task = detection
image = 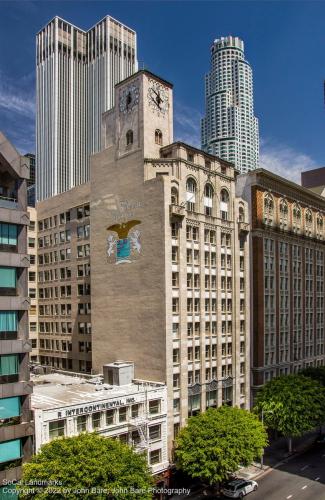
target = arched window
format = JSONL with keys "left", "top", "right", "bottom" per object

{"left": 220, "top": 189, "right": 229, "bottom": 220}
{"left": 204, "top": 183, "right": 214, "bottom": 216}
{"left": 155, "top": 129, "right": 163, "bottom": 146}
{"left": 263, "top": 193, "right": 274, "bottom": 225}
{"left": 305, "top": 209, "right": 313, "bottom": 236}
{"left": 317, "top": 213, "right": 323, "bottom": 240}
{"left": 186, "top": 178, "right": 197, "bottom": 212}
{"left": 171, "top": 187, "right": 178, "bottom": 205}
{"left": 292, "top": 203, "right": 301, "bottom": 234}
{"left": 238, "top": 206, "right": 245, "bottom": 222}
{"left": 126, "top": 130, "right": 133, "bottom": 146}
{"left": 279, "top": 198, "right": 288, "bottom": 229}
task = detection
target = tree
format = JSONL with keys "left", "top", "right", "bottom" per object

{"left": 174, "top": 406, "right": 267, "bottom": 487}
{"left": 299, "top": 366, "right": 325, "bottom": 387}
{"left": 17, "top": 433, "right": 153, "bottom": 500}
{"left": 254, "top": 375, "right": 325, "bottom": 453}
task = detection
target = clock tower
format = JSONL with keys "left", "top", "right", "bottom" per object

{"left": 102, "top": 70, "right": 174, "bottom": 160}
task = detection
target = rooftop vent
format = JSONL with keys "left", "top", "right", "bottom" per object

{"left": 103, "top": 361, "right": 134, "bottom": 386}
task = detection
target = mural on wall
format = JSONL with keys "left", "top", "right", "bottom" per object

{"left": 107, "top": 220, "right": 141, "bottom": 264}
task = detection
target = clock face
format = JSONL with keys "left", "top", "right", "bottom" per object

{"left": 119, "top": 83, "right": 139, "bottom": 114}
{"left": 147, "top": 80, "right": 169, "bottom": 116}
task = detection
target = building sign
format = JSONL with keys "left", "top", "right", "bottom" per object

{"left": 57, "top": 397, "right": 136, "bottom": 419}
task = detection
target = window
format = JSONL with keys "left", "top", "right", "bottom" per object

{"left": 106, "top": 410, "right": 114, "bottom": 425}
{"left": 126, "top": 129, "right": 133, "bottom": 146}
{"left": 49, "top": 419, "right": 65, "bottom": 439}
{"left": 118, "top": 433, "right": 128, "bottom": 444}
{"left": 0, "top": 311, "right": 17, "bottom": 334}
{"left": 118, "top": 407, "right": 127, "bottom": 422}
{"left": 204, "top": 183, "right": 213, "bottom": 216}
{"left": 0, "top": 397, "right": 21, "bottom": 430}
{"left": 149, "top": 400, "right": 160, "bottom": 415}
{"left": 149, "top": 424, "right": 161, "bottom": 441}
{"left": 131, "top": 404, "right": 139, "bottom": 418}
{"left": 0, "top": 267, "right": 16, "bottom": 291}
{"left": 0, "top": 355, "right": 19, "bottom": 376}
{"left": 0, "top": 223, "right": 17, "bottom": 247}
{"left": 0, "top": 439, "right": 21, "bottom": 464}
{"left": 186, "top": 178, "right": 197, "bottom": 212}
{"left": 149, "top": 449, "right": 161, "bottom": 465}
{"left": 173, "top": 348, "right": 180, "bottom": 363}
{"left": 293, "top": 203, "right": 301, "bottom": 232}
{"left": 92, "top": 412, "right": 101, "bottom": 429}
{"left": 171, "top": 187, "right": 178, "bottom": 205}
{"left": 173, "top": 374, "right": 180, "bottom": 388}
{"left": 77, "top": 415, "right": 87, "bottom": 432}
{"left": 155, "top": 129, "right": 163, "bottom": 145}
{"left": 173, "top": 398, "right": 180, "bottom": 414}
{"left": 220, "top": 189, "right": 229, "bottom": 220}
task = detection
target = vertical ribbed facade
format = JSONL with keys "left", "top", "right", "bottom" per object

{"left": 36, "top": 16, "right": 137, "bottom": 201}
{"left": 201, "top": 36, "right": 259, "bottom": 173}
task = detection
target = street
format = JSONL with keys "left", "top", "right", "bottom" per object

{"left": 249, "top": 444, "right": 325, "bottom": 500}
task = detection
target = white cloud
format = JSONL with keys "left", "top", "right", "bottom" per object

{"left": 174, "top": 101, "right": 201, "bottom": 148}
{"left": 260, "top": 139, "right": 318, "bottom": 185}
{"left": 0, "top": 71, "right": 35, "bottom": 118}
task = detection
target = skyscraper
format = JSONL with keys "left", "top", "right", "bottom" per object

{"left": 201, "top": 36, "right": 259, "bottom": 173}
{"left": 36, "top": 15, "right": 138, "bottom": 201}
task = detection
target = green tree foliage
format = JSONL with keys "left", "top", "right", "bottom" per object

{"left": 300, "top": 366, "right": 325, "bottom": 387}
{"left": 254, "top": 375, "right": 325, "bottom": 451}
{"left": 17, "top": 433, "right": 153, "bottom": 500}
{"left": 174, "top": 406, "right": 267, "bottom": 486}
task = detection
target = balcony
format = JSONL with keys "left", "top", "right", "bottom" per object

{"left": 170, "top": 204, "right": 185, "bottom": 220}
{"left": 238, "top": 220, "right": 249, "bottom": 234}
{"left": 0, "top": 195, "right": 18, "bottom": 210}
{"left": 0, "top": 421, "right": 34, "bottom": 442}
{"left": 0, "top": 462, "right": 22, "bottom": 484}
{"left": 0, "top": 374, "right": 19, "bottom": 384}
{"left": 0, "top": 243, "right": 17, "bottom": 253}
{"left": 0, "top": 339, "right": 32, "bottom": 355}
{"left": 0, "top": 331, "right": 17, "bottom": 341}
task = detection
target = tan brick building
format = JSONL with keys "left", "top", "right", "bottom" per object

{"left": 36, "top": 183, "right": 91, "bottom": 373}
{"left": 237, "top": 169, "right": 325, "bottom": 398}
{"left": 90, "top": 70, "right": 251, "bottom": 451}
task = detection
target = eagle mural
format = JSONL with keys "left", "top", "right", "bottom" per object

{"left": 106, "top": 220, "right": 141, "bottom": 264}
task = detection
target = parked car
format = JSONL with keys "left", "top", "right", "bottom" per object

{"left": 222, "top": 479, "right": 258, "bottom": 498}
{"left": 315, "top": 434, "right": 325, "bottom": 445}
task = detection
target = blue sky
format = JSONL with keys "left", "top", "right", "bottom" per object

{"left": 0, "top": 0, "right": 325, "bottom": 182}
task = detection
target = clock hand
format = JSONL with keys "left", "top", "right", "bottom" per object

{"left": 151, "top": 88, "right": 163, "bottom": 108}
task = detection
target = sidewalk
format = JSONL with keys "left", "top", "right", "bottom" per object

{"left": 238, "top": 429, "right": 319, "bottom": 480}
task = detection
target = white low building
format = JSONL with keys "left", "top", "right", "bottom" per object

{"left": 31, "top": 362, "right": 169, "bottom": 475}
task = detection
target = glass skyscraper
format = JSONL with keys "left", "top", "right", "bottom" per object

{"left": 201, "top": 36, "right": 259, "bottom": 173}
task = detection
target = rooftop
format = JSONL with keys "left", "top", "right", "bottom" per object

{"left": 31, "top": 373, "right": 164, "bottom": 411}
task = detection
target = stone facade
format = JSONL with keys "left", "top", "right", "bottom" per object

{"left": 36, "top": 183, "right": 91, "bottom": 373}
{"left": 237, "top": 169, "right": 325, "bottom": 397}
{"left": 90, "top": 70, "right": 251, "bottom": 454}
